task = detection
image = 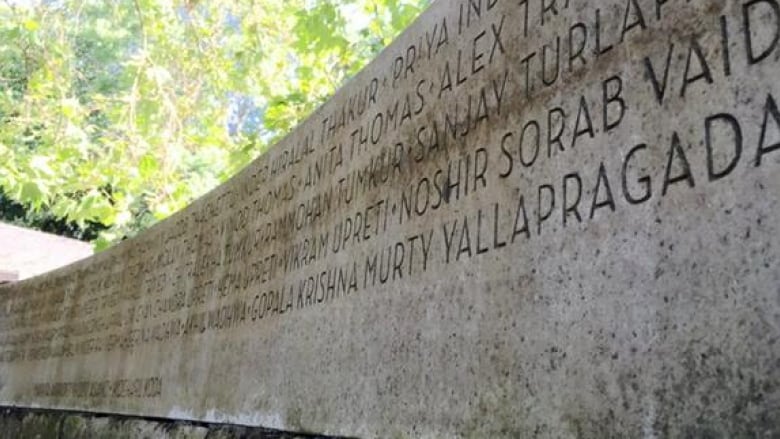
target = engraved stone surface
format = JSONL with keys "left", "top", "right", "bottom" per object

{"left": 0, "top": 0, "right": 779, "bottom": 437}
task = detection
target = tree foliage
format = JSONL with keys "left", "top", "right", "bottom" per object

{"left": 0, "top": 0, "right": 428, "bottom": 249}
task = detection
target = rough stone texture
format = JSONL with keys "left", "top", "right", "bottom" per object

{"left": 0, "top": 406, "right": 341, "bottom": 438}
{"left": 0, "top": 0, "right": 779, "bottom": 438}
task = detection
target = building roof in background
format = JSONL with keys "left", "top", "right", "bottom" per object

{"left": 0, "top": 223, "right": 93, "bottom": 281}
{"left": 0, "top": 270, "right": 17, "bottom": 284}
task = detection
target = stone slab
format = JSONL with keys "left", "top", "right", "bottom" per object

{"left": 0, "top": 0, "right": 779, "bottom": 437}
{"left": 0, "top": 222, "right": 92, "bottom": 280}
{"left": 0, "top": 270, "right": 18, "bottom": 284}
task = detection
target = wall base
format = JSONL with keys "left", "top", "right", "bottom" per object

{"left": 0, "top": 406, "right": 348, "bottom": 439}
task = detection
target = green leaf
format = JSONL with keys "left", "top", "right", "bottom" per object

{"left": 19, "top": 181, "right": 46, "bottom": 206}
{"left": 139, "top": 154, "right": 159, "bottom": 179}
{"left": 0, "top": 0, "right": 428, "bottom": 248}
{"left": 22, "top": 19, "right": 39, "bottom": 32}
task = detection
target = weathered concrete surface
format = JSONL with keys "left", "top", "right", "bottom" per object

{"left": 0, "top": 0, "right": 779, "bottom": 438}
{"left": 0, "top": 406, "right": 345, "bottom": 438}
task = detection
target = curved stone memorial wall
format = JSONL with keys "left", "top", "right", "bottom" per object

{"left": 1, "top": 0, "right": 779, "bottom": 437}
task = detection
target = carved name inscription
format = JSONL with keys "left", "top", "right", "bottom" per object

{"left": 0, "top": 1, "right": 778, "bottom": 437}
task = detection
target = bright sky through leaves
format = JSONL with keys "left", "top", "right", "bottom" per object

{"left": 0, "top": 0, "right": 429, "bottom": 249}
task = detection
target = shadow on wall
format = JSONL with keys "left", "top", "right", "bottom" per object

{"left": 0, "top": 406, "right": 354, "bottom": 439}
